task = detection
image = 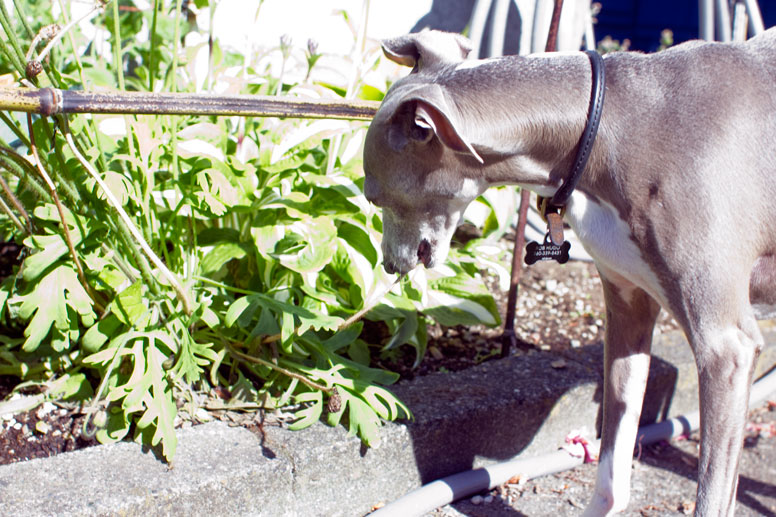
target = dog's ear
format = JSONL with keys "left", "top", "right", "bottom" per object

{"left": 386, "top": 84, "right": 483, "bottom": 164}
{"left": 382, "top": 30, "right": 472, "bottom": 72}
{"left": 413, "top": 99, "right": 483, "bottom": 163}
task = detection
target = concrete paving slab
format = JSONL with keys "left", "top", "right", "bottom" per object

{"left": 1, "top": 326, "right": 774, "bottom": 517}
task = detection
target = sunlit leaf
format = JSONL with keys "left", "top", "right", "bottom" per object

{"left": 111, "top": 281, "right": 150, "bottom": 328}
{"left": 12, "top": 265, "right": 94, "bottom": 352}
{"left": 22, "top": 228, "right": 86, "bottom": 283}
{"left": 200, "top": 242, "right": 248, "bottom": 274}
{"left": 288, "top": 390, "right": 323, "bottom": 430}
{"left": 135, "top": 338, "right": 178, "bottom": 460}
{"left": 276, "top": 217, "right": 338, "bottom": 275}
{"left": 424, "top": 274, "right": 501, "bottom": 327}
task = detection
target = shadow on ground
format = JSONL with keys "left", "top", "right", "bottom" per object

{"left": 393, "top": 342, "right": 678, "bottom": 486}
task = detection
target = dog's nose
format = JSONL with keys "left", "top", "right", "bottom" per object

{"left": 384, "top": 260, "right": 398, "bottom": 275}
{"left": 417, "top": 239, "right": 433, "bottom": 268}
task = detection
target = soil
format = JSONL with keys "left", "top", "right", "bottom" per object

{"left": 0, "top": 391, "right": 98, "bottom": 464}
{"left": 1, "top": 236, "right": 678, "bottom": 466}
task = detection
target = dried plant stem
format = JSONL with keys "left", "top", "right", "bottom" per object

{"left": 0, "top": 147, "right": 51, "bottom": 202}
{"left": 0, "top": 189, "right": 26, "bottom": 234}
{"left": 61, "top": 120, "right": 193, "bottom": 315}
{"left": 0, "top": 171, "right": 30, "bottom": 232}
{"left": 31, "top": 4, "right": 103, "bottom": 65}
{"left": 27, "top": 113, "right": 102, "bottom": 310}
{"left": 111, "top": 213, "right": 160, "bottom": 296}
{"left": 25, "top": 24, "right": 59, "bottom": 62}
{"left": 227, "top": 344, "right": 332, "bottom": 393}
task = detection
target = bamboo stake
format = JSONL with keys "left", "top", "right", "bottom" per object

{"left": 0, "top": 87, "right": 380, "bottom": 120}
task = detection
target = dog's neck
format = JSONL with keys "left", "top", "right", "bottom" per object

{"left": 443, "top": 53, "right": 613, "bottom": 203}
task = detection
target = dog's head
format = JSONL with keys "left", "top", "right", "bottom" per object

{"left": 363, "top": 31, "right": 486, "bottom": 275}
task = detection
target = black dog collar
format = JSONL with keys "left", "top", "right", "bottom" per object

{"left": 548, "top": 50, "right": 606, "bottom": 208}
{"left": 527, "top": 50, "right": 605, "bottom": 263}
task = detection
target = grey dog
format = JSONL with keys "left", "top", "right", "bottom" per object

{"left": 363, "top": 28, "right": 776, "bottom": 516}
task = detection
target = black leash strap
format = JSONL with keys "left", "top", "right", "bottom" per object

{"left": 549, "top": 50, "right": 606, "bottom": 208}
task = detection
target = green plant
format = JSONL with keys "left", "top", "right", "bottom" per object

{"left": 0, "top": 0, "right": 504, "bottom": 460}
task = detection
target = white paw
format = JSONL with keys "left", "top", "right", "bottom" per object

{"left": 582, "top": 493, "right": 626, "bottom": 517}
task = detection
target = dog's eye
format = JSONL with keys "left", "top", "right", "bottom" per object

{"left": 410, "top": 123, "right": 432, "bottom": 142}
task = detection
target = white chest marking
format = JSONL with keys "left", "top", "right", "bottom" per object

{"left": 565, "top": 192, "right": 668, "bottom": 307}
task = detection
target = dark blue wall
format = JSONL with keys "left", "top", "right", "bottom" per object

{"left": 596, "top": 0, "right": 776, "bottom": 52}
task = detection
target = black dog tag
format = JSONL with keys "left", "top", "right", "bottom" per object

{"left": 525, "top": 233, "right": 571, "bottom": 265}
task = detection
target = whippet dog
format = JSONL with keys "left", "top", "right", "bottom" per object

{"left": 363, "top": 29, "right": 776, "bottom": 516}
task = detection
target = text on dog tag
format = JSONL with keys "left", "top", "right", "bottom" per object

{"left": 525, "top": 233, "right": 571, "bottom": 265}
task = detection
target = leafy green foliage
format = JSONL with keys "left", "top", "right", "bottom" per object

{"left": 0, "top": 0, "right": 508, "bottom": 460}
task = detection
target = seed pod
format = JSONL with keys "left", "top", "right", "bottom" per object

{"left": 26, "top": 60, "right": 43, "bottom": 79}
{"left": 326, "top": 386, "right": 342, "bottom": 413}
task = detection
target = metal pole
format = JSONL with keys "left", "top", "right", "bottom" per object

{"left": 744, "top": 0, "right": 765, "bottom": 35}
{"left": 488, "top": 0, "right": 512, "bottom": 57}
{"left": 469, "top": 0, "right": 494, "bottom": 58}
{"left": 715, "top": 0, "right": 733, "bottom": 42}
{"left": 732, "top": 1, "right": 748, "bottom": 41}
{"left": 699, "top": 0, "right": 714, "bottom": 40}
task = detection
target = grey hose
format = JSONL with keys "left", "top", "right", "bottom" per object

{"left": 371, "top": 366, "right": 776, "bottom": 516}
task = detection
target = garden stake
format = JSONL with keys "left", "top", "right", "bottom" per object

{"left": 0, "top": 87, "right": 380, "bottom": 120}
{"left": 500, "top": 0, "right": 565, "bottom": 358}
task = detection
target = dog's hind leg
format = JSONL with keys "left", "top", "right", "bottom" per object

{"left": 687, "top": 304, "right": 763, "bottom": 516}
{"left": 584, "top": 273, "right": 661, "bottom": 516}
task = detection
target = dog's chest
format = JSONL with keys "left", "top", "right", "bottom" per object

{"left": 564, "top": 192, "right": 667, "bottom": 305}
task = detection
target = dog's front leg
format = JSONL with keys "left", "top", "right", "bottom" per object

{"left": 584, "top": 273, "right": 660, "bottom": 516}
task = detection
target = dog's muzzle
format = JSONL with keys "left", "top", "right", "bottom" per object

{"left": 383, "top": 238, "right": 434, "bottom": 274}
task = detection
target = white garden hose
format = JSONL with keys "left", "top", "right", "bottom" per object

{"left": 371, "top": 367, "right": 776, "bottom": 516}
